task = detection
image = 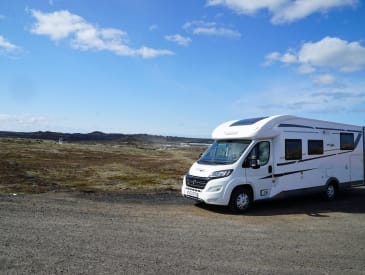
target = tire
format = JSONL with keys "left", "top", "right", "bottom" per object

{"left": 324, "top": 183, "right": 337, "bottom": 201}
{"left": 229, "top": 187, "right": 252, "bottom": 213}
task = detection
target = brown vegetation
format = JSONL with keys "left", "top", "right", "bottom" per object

{"left": 0, "top": 138, "right": 206, "bottom": 194}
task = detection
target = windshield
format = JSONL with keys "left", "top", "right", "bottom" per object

{"left": 198, "top": 139, "right": 251, "bottom": 165}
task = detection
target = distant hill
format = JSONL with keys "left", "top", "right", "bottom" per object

{"left": 0, "top": 131, "right": 212, "bottom": 144}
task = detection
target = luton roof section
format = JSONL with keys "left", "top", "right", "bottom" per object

{"left": 212, "top": 115, "right": 296, "bottom": 140}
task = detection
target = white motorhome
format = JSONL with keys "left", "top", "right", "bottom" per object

{"left": 182, "top": 115, "right": 365, "bottom": 212}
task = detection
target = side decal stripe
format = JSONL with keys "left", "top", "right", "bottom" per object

{"left": 260, "top": 168, "right": 316, "bottom": 179}
{"left": 299, "top": 154, "right": 337, "bottom": 163}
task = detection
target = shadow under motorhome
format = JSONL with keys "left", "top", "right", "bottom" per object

{"left": 181, "top": 115, "right": 365, "bottom": 212}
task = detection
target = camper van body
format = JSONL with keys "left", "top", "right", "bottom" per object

{"left": 181, "top": 115, "right": 365, "bottom": 210}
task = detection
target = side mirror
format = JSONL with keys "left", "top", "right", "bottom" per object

{"left": 249, "top": 157, "right": 260, "bottom": 169}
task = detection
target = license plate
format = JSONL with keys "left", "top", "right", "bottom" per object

{"left": 186, "top": 190, "right": 199, "bottom": 198}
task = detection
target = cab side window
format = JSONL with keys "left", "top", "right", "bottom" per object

{"left": 243, "top": 141, "right": 270, "bottom": 167}
{"left": 257, "top": 141, "right": 270, "bottom": 166}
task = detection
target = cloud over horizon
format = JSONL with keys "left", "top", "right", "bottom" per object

{"left": 0, "top": 113, "right": 47, "bottom": 126}
{"left": 233, "top": 79, "right": 365, "bottom": 117}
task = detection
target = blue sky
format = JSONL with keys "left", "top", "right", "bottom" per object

{"left": 1, "top": 0, "right": 365, "bottom": 137}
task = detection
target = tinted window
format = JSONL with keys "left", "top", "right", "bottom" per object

{"left": 285, "top": 139, "right": 302, "bottom": 160}
{"left": 308, "top": 140, "right": 323, "bottom": 155}
{"left": 340, "top": 133, "right": 354, "bottom": 150}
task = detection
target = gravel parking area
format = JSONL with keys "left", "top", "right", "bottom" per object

{"left": 1, "top": 187, "right": 365, "bottom": 274}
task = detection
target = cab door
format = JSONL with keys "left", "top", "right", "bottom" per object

{"left": 243, "top": 141, "right": 274, "bottom": 200}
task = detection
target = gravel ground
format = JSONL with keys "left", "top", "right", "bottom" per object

{"left": 1, "top": 187, "right": 365, "bottom": 274}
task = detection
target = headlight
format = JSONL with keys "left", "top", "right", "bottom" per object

{"left": 209, "top": 169, "right": 233, "bottom": 179}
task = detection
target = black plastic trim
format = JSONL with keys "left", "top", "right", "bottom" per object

{"left": 277, "top": 161, "right": 296, "bottom": 166}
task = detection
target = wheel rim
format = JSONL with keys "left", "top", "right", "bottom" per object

{"left": 236, "top": 193, "right": 249, "bottom": 209}
{"left": 327, "top": 185, "right": 335, "bottom": 198}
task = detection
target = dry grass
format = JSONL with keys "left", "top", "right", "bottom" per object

{"left": 0, "top": 138, "right": 206, "bottom": 194}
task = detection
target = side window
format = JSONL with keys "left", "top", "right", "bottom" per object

{"left": 340, "top": 133, "right": 354, "bottom": 150}
{"left": 257, "top": 142, "right": 270, "bottom": 166}
{"left": 244, "top": 141, "right": 270, "bottom": 167}
{"left": 285, "top": 139, "right": 302, "bottom": 160}
{"left": 308, "top": 140, "right": 323, "bottom": 155}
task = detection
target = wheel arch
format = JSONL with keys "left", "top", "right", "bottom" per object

{"left": 230, "top": 184, "right": 254, "bottom": 201}
{"left": 325, "top": 177, "right": 340, "bottom": 191}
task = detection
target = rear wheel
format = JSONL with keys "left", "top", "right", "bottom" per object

{"left": 324, "top": 183, "right": 337, "bottom": 201}
{"left": 229, "top": 187, "right": 252, "bottom": 213}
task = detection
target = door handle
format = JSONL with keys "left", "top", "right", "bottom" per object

{"left": 268, "top": 165, "right": 272, "bottom": 174}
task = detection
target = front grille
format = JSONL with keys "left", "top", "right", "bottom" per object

{"left": 186, "top": 175, "right": 209, "bottom": 189}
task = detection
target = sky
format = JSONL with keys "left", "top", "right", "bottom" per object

{"left": 1, "top": 0, "right": 365, "bottom": 138}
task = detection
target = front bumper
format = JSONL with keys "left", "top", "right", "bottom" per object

{"left": 181, "top": 176, "right": 230, "bottom": 206}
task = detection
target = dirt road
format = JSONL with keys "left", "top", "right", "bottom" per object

{"left": 1, "top": 188, "right": 365, "bottom": 274}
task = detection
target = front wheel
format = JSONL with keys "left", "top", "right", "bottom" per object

{"left": 324, "top": 183, "right": 337, "bottom": 201}
{"left": 229, "top": 187, "right": 252, "bottom": 213}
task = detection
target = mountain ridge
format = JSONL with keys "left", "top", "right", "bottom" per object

{"left": 0, "top": 130, "right": 212, "bottom": 144}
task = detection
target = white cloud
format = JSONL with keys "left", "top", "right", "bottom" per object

{"left": 0, "top": 35, "right": 22, "bottom": 57}
{"left": 299, "top": 37, "right": 365, "bottom": 72}
{"left": 30, "top": 10, "right": 85, "bottom": 40}
{"left": 264, "top": 51, "right": 297, "bottom": 65}
{"left": 135, "top": 47, "right": 174, "bottom": 59}
{"left": 183, "top": 20, "right": 241, "bottom": 38}
{"left": 296, "top": 64, "right": 316, "bottom": 74}
{"left": 265, "top": 36, "right": 365, "bottom": 73}
{"left": 280, "top": 52, "right": 297, "bottom": 63}
{"left": 165, "top": 34, "right": 192, "bottom": 46}
{"left": 30, "top": 9, "right": 173, "bottom": 58}
{"left": 0, "top": 35, "right": 18, "bottom": 51}
{"left": 207, "top": 0, "right": 285, "bottom": 14}
{"left": 312, "top": 74, "right": 337, "bottom": 85}
{"left": 206, "top": 0, "right": 358, "bottom": 24}
{"left": 263, "top": 52, "right": 280, "bottom": 66}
